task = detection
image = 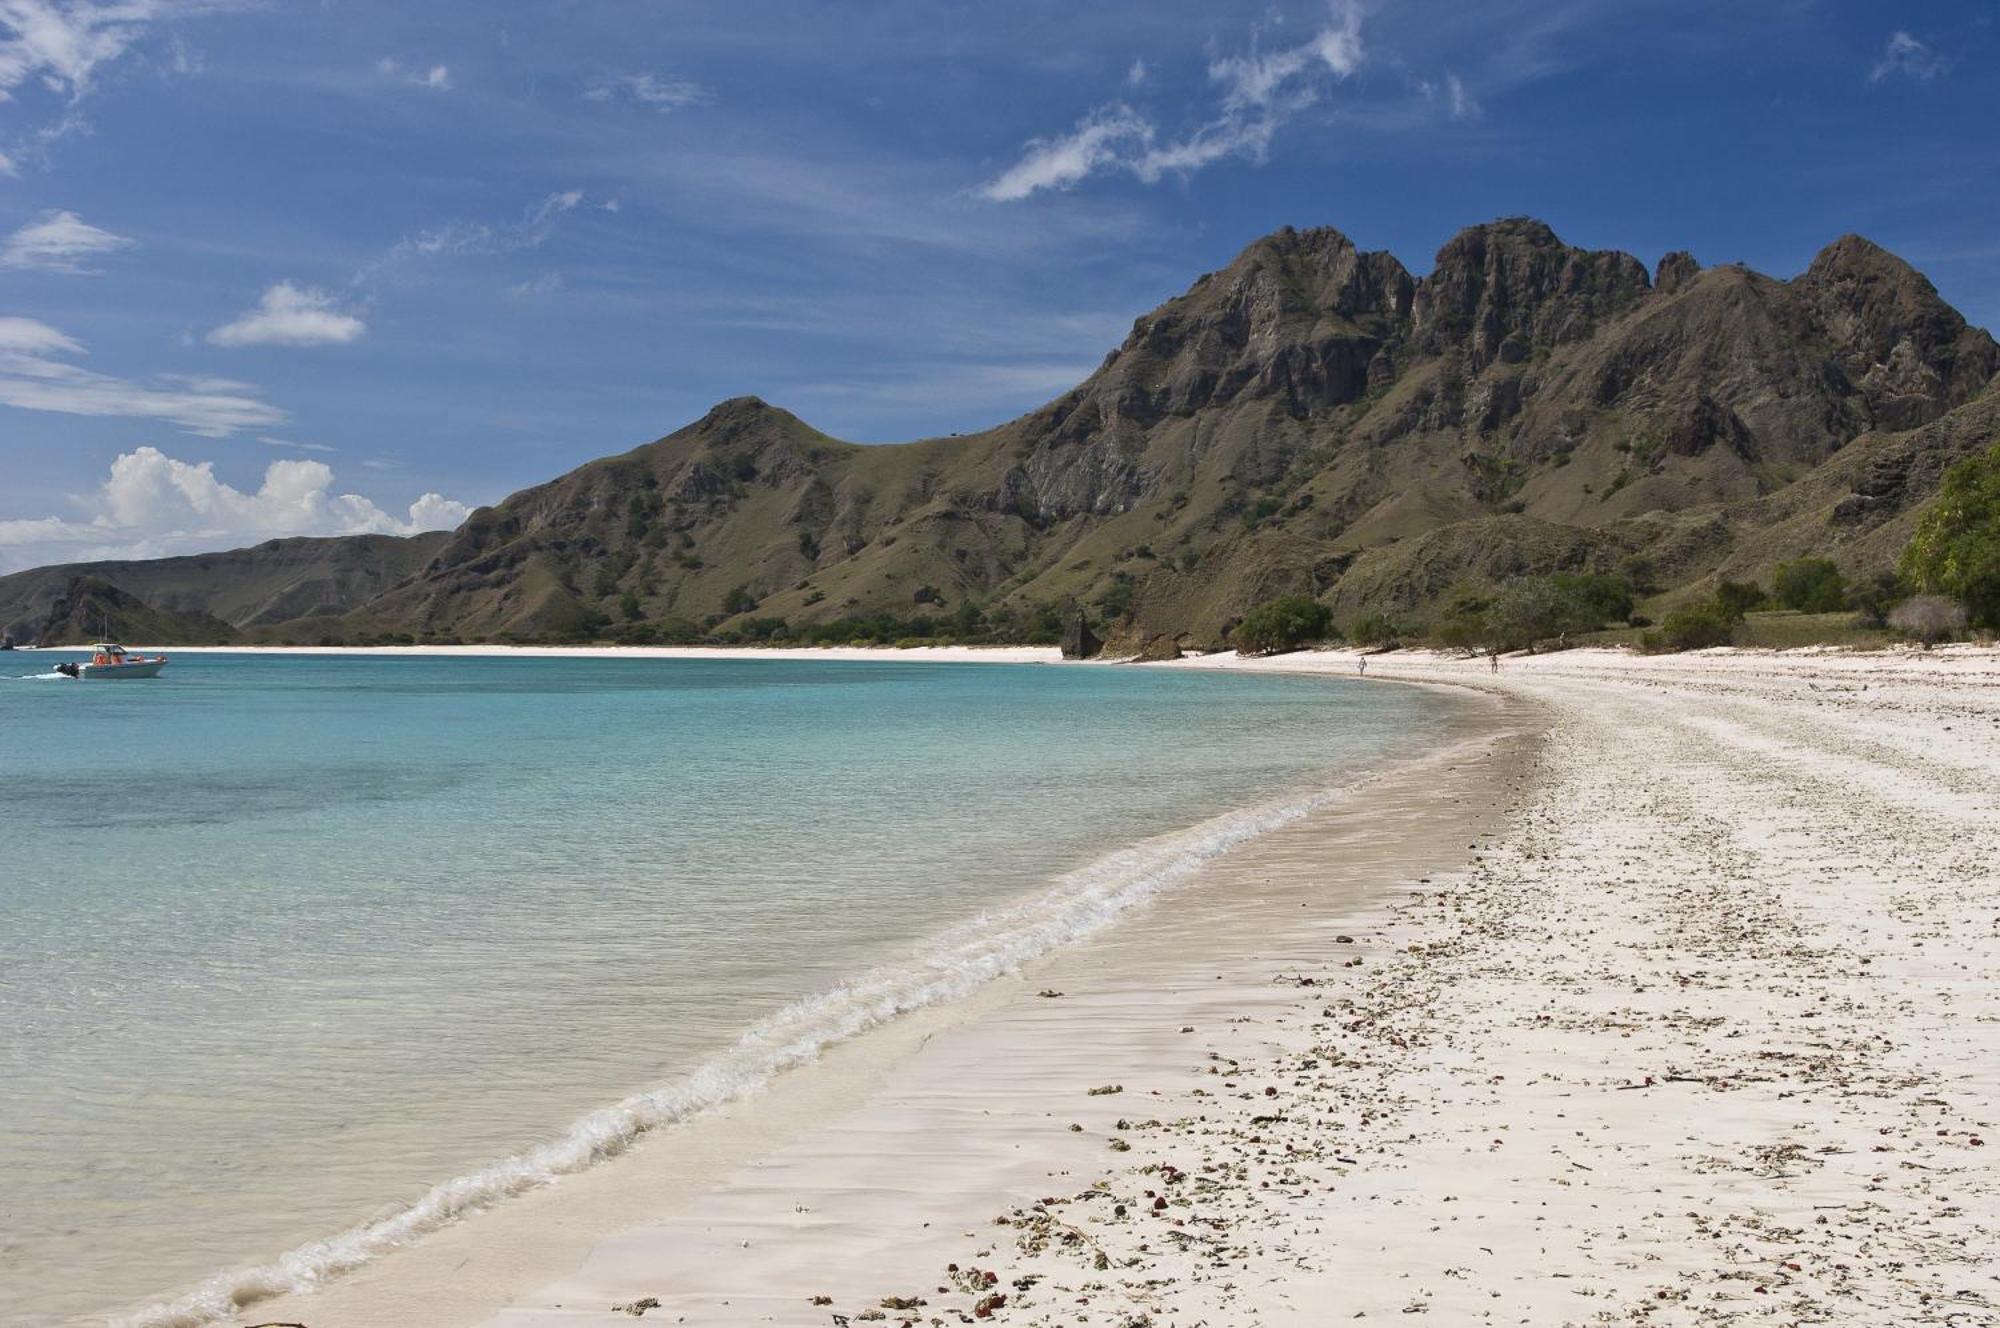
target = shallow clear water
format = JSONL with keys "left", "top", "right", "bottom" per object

{"left": 0, "top": 653, "right": 1452, "bottom": 1325}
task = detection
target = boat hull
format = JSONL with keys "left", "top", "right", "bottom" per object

{"left": 80, "top": 661, "right": 165, "bottom": 679}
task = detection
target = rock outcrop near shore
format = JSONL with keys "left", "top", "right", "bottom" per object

{"left": 4, "top": 220, "right": 1995, "bottom": 645}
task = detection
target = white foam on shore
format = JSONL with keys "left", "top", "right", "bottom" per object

{"left": 118, "top": 727, "right": 1495, "bottom": 1328}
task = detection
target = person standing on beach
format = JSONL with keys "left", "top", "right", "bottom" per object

{"left": 1489, "top": 650, "right": 1500, "bottom": 673}
{"left": 1358, "top": 656, "right": 1367, "bottom": 676}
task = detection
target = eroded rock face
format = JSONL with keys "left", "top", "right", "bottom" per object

{"left": 1411, "top": 219, "right": 1653, "bottom": 371}
{"left": 1082, "top": 226, "right": 1416, "bottom": 424}
{"left": 1654, "top": 251, "right": 1702, "bottom": 297}
{"left": 1060, "top": 610, "right": 1103, "bottom": 660}
{"left": 1795, "top": 235, "right": 2000, "bottom": 425}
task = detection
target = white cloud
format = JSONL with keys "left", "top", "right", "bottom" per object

{"left": 583, "top": 71, "right": 707, "bottom": 110}
{"left": 0, "top": 314, "right": 283, "bottom": 435}
{"left": 377, "top": 56, "right": 452, "bottom": 90}
{"left": 0, "top": 0, "right": 224, "bottom": 100}
{"left": 358, "top": 189, "right": 585, "bottom": 289}
{"left": 0, "top": 150, "right": 15, "bottom": 174}
{"left": 0, "top": 209, "right": 133, "bottom": 272}
{"left": 1446, "top": 72, "right": 1480, "bottom": 121}
{"left": 258, "top": 434, "right": 334, "bottom": 453}
{"left": 507, "top": 272, "right": 562, "bottom": 298}
{"left": 1870, "top": 31, "right": 1946, "bottom": 83}
{"left": 0, "top": 445, "right": 472, "bottom": 572}
{"left": 980, "top": 103, "right": 1153, "bottom": 202}
{"left": 208, "top": 282, "right": 366, "bottom": 348}
{"left": 0, "top": 313, "right": 81, "bottom": 353}
{"left": 1125, "top": 57, "right": 1147, "bottom": 87}
{"left": 981, "top": 1, "right": 1366, "bottom": 201}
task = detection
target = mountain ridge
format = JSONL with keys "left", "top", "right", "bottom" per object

{"left": 3, "top": 217, "right": 1993, "bottom": 647}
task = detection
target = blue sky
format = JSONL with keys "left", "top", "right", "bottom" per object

{"left": 1, "top": 0, "right": 1995, "bottom": 571}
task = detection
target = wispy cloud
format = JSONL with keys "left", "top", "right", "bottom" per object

{"left": 507, "top": 272, "right": 562, "bottom": 298}
{"left": 1864, "top": 31, "right": 1944, "bottom": 85}
{"left": 583, "top": 71, "right": 707, "bottom": 110}
{"left": 981, "top": 104, "right": 1154, "bottom": 203}
{"left": 0, "top": 209, "right": 133, "bottom": 272}
{"left": 208, "top": 282, "right": 367, "bottom": 348}
{"left": 980, "top": 1, "right": 1367, "bottom": 201}
{"left": 0, "top": 150, "right": 14, "bottom": 175}
{"left": 357, "top": 189, "right": 586, "bottom": 290}
{"left": 1448, "top": 72, "right": 1480, "bottom": 121}
{"left": 0, "top": 0, "right": 245, "bottom": 111}
{"left": 0, "top": 314, "right": 80, "bottom": 354}
{"left": 0, "top": 445, "right": 471, "bottom": 572}
{"left": 377, "top": 56, "right": 452, "bottom": 91}
{"left": 258, "top": 435, "right": 335, "bottom": 453}
{"left": 0, "top": 313, "right": 283, "bottom": 435}
{"left": 1870, "top": 31, "right": 1946, "bottom": 83}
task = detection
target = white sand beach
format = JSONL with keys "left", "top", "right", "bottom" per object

{"left": 220, "top": 646, "right": 1999, "bottom": 1328}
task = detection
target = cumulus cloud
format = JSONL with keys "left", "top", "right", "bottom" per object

{"left": 980, "top": 1, "right": 1366, "bottom": 201}
{"left": 0, "top": 313, "right": 283, "bottom": 435}
{"left": 208, "top": 282, "right": 366, "bottom": 348}
{"left": 0, "top": 209, "right": 133, "bottom": 272}
{"left": 0, "top": 445, "right": 472, "bottom": 572}
{"left": 583, "top": 71, "right": 707, "bottom": 110}
{"left": 1870, "top": 31, "right": 1946, "bottom": 83}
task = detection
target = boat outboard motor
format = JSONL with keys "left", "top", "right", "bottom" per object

{"left": 55, "top": 661, "right": 79, "bottom": 678}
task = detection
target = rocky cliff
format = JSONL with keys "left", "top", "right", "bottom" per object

{"left": 7, "top": 218, "right": 1994, "bottom": 645}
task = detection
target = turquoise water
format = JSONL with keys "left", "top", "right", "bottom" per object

{"left": 0, "top": 652, "right": 1452, "bottom": 1326}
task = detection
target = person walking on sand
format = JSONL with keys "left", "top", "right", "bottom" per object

{"left": 1489, "top": 650, "right": 1500, "bottom": 673}
{"left": 1358, "top": 655, "right": 1366, "bottom": 677}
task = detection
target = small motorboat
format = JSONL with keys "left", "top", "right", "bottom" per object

{"left": 55, "top": 642, "right": 167, "bottom": 680}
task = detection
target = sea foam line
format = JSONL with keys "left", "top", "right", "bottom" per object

{"left": 120, "top": 730, "right": 1493, "bottom": 1328}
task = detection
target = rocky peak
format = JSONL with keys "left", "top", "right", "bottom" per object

{"left": 1064, "top": 225, "right": 1416, "bottom": 434}
{"left": 689, "top": 395, "right": 799, "bottom": 442}
{"left": 1654, "top": 250, "right": 1702, "bottom": 297}
{"left": 1794, "top": 233, "right": 1999, "bottom": 425}
{"left": 1412, "top": 218, "right": 1652, "bottom": 370}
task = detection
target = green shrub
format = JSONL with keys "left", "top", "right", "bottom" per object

{"left": 1348, "top": 612, "right": 1403, "bottom": 647}
{"left": 1901, "top": 443, "right": 2000, "bottom": 629}
{"left": 722, "top": 584, "right": 759, "bottom": 614}
{"left": 1660, "top": 602, "right": 1738, "bottom": 651}
{"left": 1550, "top": 571, "right": 1634, "bottom": 625}
{"left": 1772, "top": 558, "right": 1847, "bottom": 613}
{"left": 1713, "top": 580, "right": 1766, "bottom": 619}
{"left": 1846, "top": 570, "right": 1904, "bottom": 627}
{"left": 1483, "top": 573, "right": 1633, "bottom": 651}
{"left": 1233, "top": 596, "right": 1336, "bottom": 656}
